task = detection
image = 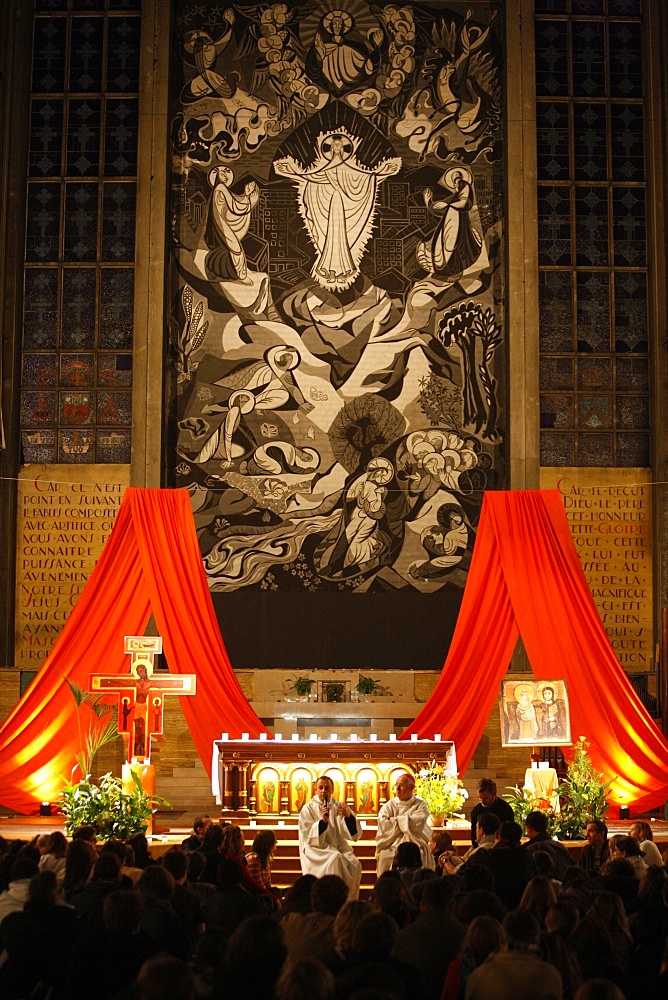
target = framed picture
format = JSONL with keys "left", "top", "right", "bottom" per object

{"left": 500, "top": 678, "right": 572, "bottom": 747}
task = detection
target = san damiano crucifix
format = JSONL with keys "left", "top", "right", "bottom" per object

{"left": 89, "top": 636, "right": 196, "bottom": 763}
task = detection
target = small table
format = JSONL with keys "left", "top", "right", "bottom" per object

{"left": 524, "top": 766, "right": 560, "bottom": 811}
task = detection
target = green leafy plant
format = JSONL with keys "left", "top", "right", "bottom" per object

{"left": 414, "top": 761, "right": 468, "bottom": 818}
{"left": 60, "top": 770, "right": 170, "bottom": 841}
{"left": 506, "top": 784, "right": 560, "bottom": 836}
{"left": 293, "top": 676, "right": 315, "bottom": 697}
{"left": 356, "top": 675, "right": 380, "bottom": 696}
{"left": 322, "top": 682, "right": 346, "bottom": 703}
{"left": 64, "top": 677, "right": 119, "bottom": 780}
{"left": 553, "top": 736, "right": 613, "bottom": 840}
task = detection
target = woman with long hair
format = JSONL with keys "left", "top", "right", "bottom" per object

{"left": 629, "top": 821, "right": 663, "bottom": 867}
{"left": 222, "top": 823, "right": 278, "bottom": 911}
{"left": 441, "top": 914, "right": 503, "bottom": 1000}
{"left": 245, "top": 829, "right": 281, "bottom": 908}
{"left": 518, "top": 875, "right": 558, "bottom": 930}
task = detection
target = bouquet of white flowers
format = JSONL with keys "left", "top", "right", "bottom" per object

{"left": 414, "top": 760, "right": 468, "bottom": 819}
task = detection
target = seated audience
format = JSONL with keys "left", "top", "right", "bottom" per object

{"left": 274, "top": 956, "right": 335, "bottom": 1000}
{"left": 578, "top": 821, "right": 608, "bottom": 878}
{"left": 0, "top": 855, "right": 39, "bottom": 925}
{"left": 335, "top": 910, "right": 414, "bottom": 1000}
{"left": 62, "top": 838, "right": 98, "bottom": 901}
{"left": 37, "top": 830, "right": 68, "bottom": 881}
{"left": 245, "top": 828, "right": 282, "bottom": 907}
{"left": 0, "top": 869, "right": 80, "bottom": 1000}
{"left": 544, "top": 899, "right": 583, "bottom": 1000}
{"left": 200, "top": 856, "right": 262, "bottom": 944}
{"left": 523, "top": 810, "right": 574, "bottom": 879}
{"left": 464, "top": 908, "right": 563, "bottom": 1000}
{"left": 216, "top": 913, "right": 288, "bottom": 1000}
{"left": 430, "top": 828, "right": 464, "bottom": 873}
{"left": 441, "top": 914, "right": 503, "bottom": 1000}
{"left": 181, "top": 814, "right": 212, "bottom": 852}
{"left": 281, "top": 873, "right": 349, "bottom": 960}
{"left": 518, "top": 874, "right": 558, "bottom": 930}
{"left": 466, "top": 820, "right": 536, "bottom": 910}
{"left": 628, "top": 821, "right": 663, "bottom": 867}
{"left": 393, "top": 877, "right": 466, "bottom": 1000}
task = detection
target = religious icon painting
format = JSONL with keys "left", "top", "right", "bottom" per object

{"left": 323, "top": 769, "right": 344, "bottom": 804}
{"left": 356, "top": 768, "right": 377, "bottom": 814}
{"left": 291, "top": 768, "right": 312, "bottom": 812}
{"left": 500, "top": 677, "right": 572, "bottom": 747}
{"left": 257, "top": 767, "right": 279, "bottom": 813}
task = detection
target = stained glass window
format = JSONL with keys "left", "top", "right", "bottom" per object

{"left": 536, "top": 0, "right": 649, "bottom": 466}
{"left": 21, "top": 0, "right": 141, "bottom": 464}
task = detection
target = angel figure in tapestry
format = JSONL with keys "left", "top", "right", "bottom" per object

{"left": 274, "top": 130, "right": 401, "bottom": 291}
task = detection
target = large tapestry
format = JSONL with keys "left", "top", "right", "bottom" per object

{"left": 169, "top": 1, "right": 504, "bottom": 668}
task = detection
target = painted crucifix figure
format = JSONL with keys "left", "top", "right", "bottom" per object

{"left": 89, "top": 635, "right": 196, "bottom": 763}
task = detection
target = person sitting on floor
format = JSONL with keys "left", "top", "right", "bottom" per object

{"left": 465, "top": 908, "right": 563, "bottom": 1000}
{"left": 523, "top": 810, "right": 574, "bottom": 880}
{"left": 281, "top": 873, "right": 349, "bottom": 961}
{"left": 245, "top": 828, "right": 282, "bottom": 908}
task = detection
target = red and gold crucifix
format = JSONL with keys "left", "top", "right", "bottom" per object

{"left": 89, "top": 636, "right": 196, "bottom": 763}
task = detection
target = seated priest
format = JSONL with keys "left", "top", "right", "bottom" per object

{"left": 375, "top": 771, "right": 435, "bottom": 877}
{"left": 298, "top": 775, "right": 362, "bottom": 898}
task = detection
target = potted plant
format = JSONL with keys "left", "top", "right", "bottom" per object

{"left": 60, "top": 769, "right": 169, "bottom": 840}
{"left": 322, "top": 681, "right": 346, "bottom": 703}
{"left": 292, "top": 676, "right": 315, "bottom": 700}
{"left": 60, "top": 679, "right": 169, "bottom": 839}
{"left": 414, "top": 760, "right": 468, "bottom": 826}
{"left": 553, "top": 736, "right": 612, "bottom": 840}
{"left": 355, "top": 675, "right": 380, "bottom": 699}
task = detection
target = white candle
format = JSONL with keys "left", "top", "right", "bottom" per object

{"left": 275, "top": 733, "right": 283, "bottom": 741}
{"left": 241, "top": 733, "right": 250, "bottom": 741}
{"left": 291, "top": 733, "right": 300, "bottom": 741}
{"left": 389, "top": 733, "right": 397, "bottom": 741}
{"left": 370, "top": 733, "right": 377, "bottom": 741}
{"left": 411, "top": 733, "right": 418, "bottom": 742}
{"left": 221, "top": 732, "right": 229, "bottom": 741}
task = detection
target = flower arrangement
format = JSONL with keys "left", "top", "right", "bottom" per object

{"left": 414, "top": 760, "right": 468, "bottom": 819}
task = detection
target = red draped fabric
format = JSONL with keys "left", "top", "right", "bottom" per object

{"left": 0, "top": 488, "right": 268, "bottom": 814}
{"left": 401, "top": 490, "right": 668, "bottom": 812}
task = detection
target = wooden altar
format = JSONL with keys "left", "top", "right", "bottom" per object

{"left": 213, "top": 737, "right": 456, "bottom": 817}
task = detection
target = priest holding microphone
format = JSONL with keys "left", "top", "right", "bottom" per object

{"left": 298, "top": 775, "right": 362, "bottom": 898}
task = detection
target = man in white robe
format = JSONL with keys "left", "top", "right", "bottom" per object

{"left": 375, "top": 772, "right": 435, "bottom": 876}
{"left": 298, "top": 775, "right": 362, "bottom": 898}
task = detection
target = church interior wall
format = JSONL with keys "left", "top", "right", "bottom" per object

{"left": 0, "top": 1, "right": 667, "bottom": 811}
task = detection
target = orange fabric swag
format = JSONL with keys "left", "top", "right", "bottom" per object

{"left": 0, "top": 487, "right": 268, "bottom": 815}
{"left": 401, "top": 489, "right": 668, "bottom": 813}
